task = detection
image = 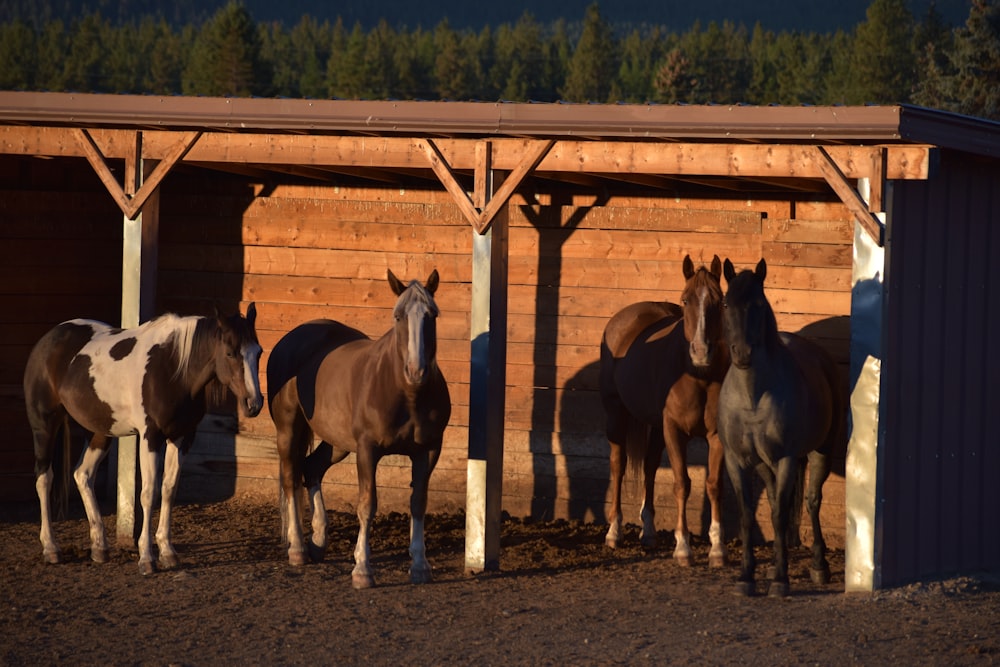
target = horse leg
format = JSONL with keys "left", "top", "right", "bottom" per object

{"left": 72, "top": 434, "right": 111, "bottom": 563}
{"left": 154, "top": 438, "right": 189, "bottom": 570}
{"left": 767, "top": 457, "right": 799, "bottom": 598}
{"left": 662, "top": 425, "right": 691, "bottom": 564}
{"left": 31, "top": 415, "right": 62, "bottom": 564}
{"left": 136, "top": 434, "right": 164, "bottom": 575}
{"left": 303, "top": 442, "right": 345, "bottom": 562}
{"left": 640, "top": 429, "right": 664, "bottom": 549}
{"left": 275, "top": 407, "right": 310, "bottom": 566}
{"left": 724, "top": 450, "right": 757, "bottom": 596}
{"left": 806, "top": 449, "right": 832, "bottom": 584}
{"left": 705, "top": 431, "right": 726, "bottom": 567}
{"left": 352, "top": 443, "right": 379, "bottom": 589}
{"left": 604, "top": 408, "right": 628, "bottom": 549}
{"left": 408, "top": 446, "right": 441, "bottom": 584}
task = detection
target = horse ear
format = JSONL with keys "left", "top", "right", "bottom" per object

{"left": 682, "top": 255, "right": 695, "bottom": 280}
{"left": 246, "top": 302, "right": 257, "bottom": 327}
{"left": 387, "top": 269, "right": 405, "bottom": 296}
{"left": 426, "top": 269, "right": 439, "bottom": 295}
{"left": 755, "top": 258, "right": 767, "bottom": 281}
{"left": 710, "top": 255, "right": 722, "bottom": 279}
{"left": 723, "top": 258, "right": 736, "bottom": 283}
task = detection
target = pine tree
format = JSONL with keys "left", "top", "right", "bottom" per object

{"left": 561, "top": 3, "right": 618, "bottom": 102}
{"left": 0, "top": 20, "right": 37, "bottom": 90}
{"left": 145, "top": 19, "right": 189, "bottom": 94}
{"left": 63, "top": 12, "right": 109, "bottom": 92}
{"left": 942, "top": 0, "right": 1000, "bottom": 119}
{"left": 841, "top": 0, "right": 917, "bottom": 104}
{"left": 182, "top": 1, "right": 268, "bottom": 97}
{"left": 433, "top": 19, "right": 471, "bottom": 100}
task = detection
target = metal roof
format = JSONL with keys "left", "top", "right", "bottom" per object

{"left": 1, "top": 91, "right": 998, "bottom": 156}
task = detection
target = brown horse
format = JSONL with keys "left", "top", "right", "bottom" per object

{"left": 23, "top": 306, "right": 264, "bottom": 574}
{"left": 266, "top": 269, "right": 450, "bottom": 589}
{"left": 718, "top": 258, "right": 845, "bottom": 597}
{"left": 600, "top": 255, "right": 728, "bottom": 567}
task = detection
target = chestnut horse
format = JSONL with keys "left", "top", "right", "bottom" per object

{"left": 266, "top": 270, "right": 450, "bottom": 589}
{"left": 718, "top": 258, "right": 844, "bottom": 597}
{"left": 24, "top": 306, "right": 264, "bottom": 574}
{"left": 600, "top": 255, "right": 728, "bottom": 567}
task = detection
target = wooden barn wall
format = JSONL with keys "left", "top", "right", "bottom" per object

{"left": 880, "top": 150, "right": 1000, "bottom": 586}
{"left": 156, "top": 169, "right": 854, "bottom": 548}
{"left": 0, "top": 156, "right": 853, "bottom": 550}
{"left": 0, "top": 155, "right": 123, "bottom": 501}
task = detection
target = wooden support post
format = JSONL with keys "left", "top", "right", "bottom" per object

{"left": 116, "top": 133, "right": 160, "bottom": 545}
{"left": 465, "top": 142, "right": 508, "bottom": 573}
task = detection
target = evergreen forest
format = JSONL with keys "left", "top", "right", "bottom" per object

{"left": 1, "top": 0, "right": 999, "bottom": 121}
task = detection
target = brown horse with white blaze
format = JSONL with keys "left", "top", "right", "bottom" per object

{"left": 266, "top": 269, "right": 451, "bottom": 589}
{"left": 600, "top": 255, "right": 729, "bottom": 567}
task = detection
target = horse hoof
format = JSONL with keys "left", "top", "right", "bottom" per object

{"left": 708, "top": 553, "right": 726, "bottom": 568}
{"left": 352, "top": 573, "right": 376, "bottom": 589}
{"left": 734, "top": 581, "right": 756, "bottom": 597}
{"left": 43, "top": 551, "right": 61, "bottom": 565}
{"left": 410, "top": 568, "right": 432, "bottom": 585}
{"left": 768, "top": 581, "right": 790, "bottom": 598}
{"left": 674, "top": 554, "right": 693, "bottom": 567}
{"left": 307, "top": 542, "right": 326, "bottom": 563}
{"left": 640, "top": 536, "right": 657, "bottom": 550}
{"left": 604, "top": 537, "right": 619, "bottom": 550}
{"left": 158, "top": 553, "right": 180, "bottom": 570}
{"left": 810, "top": 567, "right": 831, "bottom": 585}
{"left": 138, "top": 560, "right": 156, "bottom": 576}
{"left": 91, "top": 548, "right": 109, "bottom": 564}
{"left": 288, "top": 551, "right": 308, "bottom": 567}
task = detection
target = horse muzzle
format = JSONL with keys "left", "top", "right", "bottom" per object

{"left": 243, "top": 395, "right": 264, "bottom": 418}
{"left": 689, "top": 340, "right": 712, "bottom": 368}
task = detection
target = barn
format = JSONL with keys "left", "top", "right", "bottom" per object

{"left": 1, "top": 91, "right": 998, "bottom": 590}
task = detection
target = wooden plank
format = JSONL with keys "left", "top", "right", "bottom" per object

{"left": 2, "top": 127, "right": 933, "bottom": 180}
{"left": 763, "top": 218, "right": 854, "bottom": 244}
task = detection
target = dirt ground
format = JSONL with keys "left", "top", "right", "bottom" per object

{"left": 1, "top": 496, "right": 998, "bottom": 667}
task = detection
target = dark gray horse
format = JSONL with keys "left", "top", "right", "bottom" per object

{"left": 718, "top": 258, "right": 845, "bottom": 597}
{"left": 266, "top": 269, "right": 450, "bottom": 589}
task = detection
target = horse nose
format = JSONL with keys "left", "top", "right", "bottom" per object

{"left": 245, "top": 395, "right": 263, "bottom": 417}
{"left": 689, "top": 339, "right": 711, "bottom": 367}
{"left": 405, "top": 360, "right": 427, "bottom": 385}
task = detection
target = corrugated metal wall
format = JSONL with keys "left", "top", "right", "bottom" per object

{"left": 881, "top": 150, "right": 1000, "bottom": 586}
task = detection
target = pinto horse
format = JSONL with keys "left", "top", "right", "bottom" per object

{"left": 718, "top": 258, "right": 844, "bottom": 597}
{"left": 24, "top": 305, "right": 264, "bottom": 575}
{"left": 600, "top": 255, "right": 729, "bottom": 567}
{"left": 266, "top": 269, "right": 450, "bottom": 589}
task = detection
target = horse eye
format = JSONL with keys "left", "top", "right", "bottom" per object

{"left": 681, "top": 298, "right": 689, "bottom": 306}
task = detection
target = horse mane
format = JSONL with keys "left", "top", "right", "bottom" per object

{"left": 140, "top": 313, "right": 199, "bottom": 381}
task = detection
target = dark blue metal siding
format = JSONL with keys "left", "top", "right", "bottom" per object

{"left": 881, "top": 150, "right": 1000, "bottom": 586}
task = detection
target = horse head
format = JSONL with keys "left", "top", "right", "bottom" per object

{"left": 387, "top": 269, "right": 440, "bottom": 387}
{"left": 213, "top": 302, "right": 264, "bottom": 417}
{"left": 722, "top": 257, "right": 777, "bottom": 369}
{"left": 680, "top": 254, "right": 725, "bottom": 369}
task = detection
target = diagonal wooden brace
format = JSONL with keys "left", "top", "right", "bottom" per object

{"left": 815, "top": 145, "right": 884, "bottom": 246}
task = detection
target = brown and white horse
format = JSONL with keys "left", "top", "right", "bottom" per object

{"left": 266, "top": 270, "right": 451, "bottom": 589}
{"left": 24, "top": 305, "right": 264, "bottom": 574}
{"left": 600, "top": 255, "right": 729, "bottom": 567}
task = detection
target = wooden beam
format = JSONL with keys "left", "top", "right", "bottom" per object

{"left": 418, "top": 138, "right": 480, "bottom": 228}
{"left": 9, "top": 128, "right": 932, "bottom": 180}
{"left": 476, "top": 139, "right": 553, "bottom": 234}
{"left": 72, "top": 129, "right": 200, "bottom": 219}
{"left": 815, "top": 146, "right": 884, "bottom": 245}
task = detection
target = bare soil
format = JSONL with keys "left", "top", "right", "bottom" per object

{"left": 2, "top": 496, "right": 998, "bottom": 666}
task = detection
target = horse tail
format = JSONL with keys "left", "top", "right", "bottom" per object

{"left": 625, "top": 419, "right": 652, "bottom": 480}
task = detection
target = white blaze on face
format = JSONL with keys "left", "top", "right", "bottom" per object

{"left": 689, "top": 284, "right": 711, "bottom": 366}
{"left": 406, "top": 306, "right": 427, "bottom": 384}
{"left": 242, "top": 341, "right": 264, "bottom": 405}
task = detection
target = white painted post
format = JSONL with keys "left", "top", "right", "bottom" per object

{"left": 845, "top": 177, "right": 887, "bottom": 591}
{"left": 116, "top": 146, "right": 160, "bottom": 545}
{"left": 465, "top": 150, "right": 508, "bottom": 573}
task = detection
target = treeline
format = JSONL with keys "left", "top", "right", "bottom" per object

{"left": 1, "top": 0, "right": 998, "bottom": 120}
